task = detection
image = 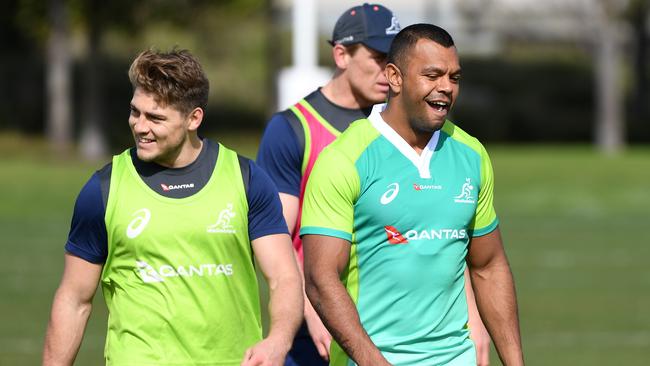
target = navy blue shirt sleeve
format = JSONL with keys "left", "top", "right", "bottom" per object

{"left": 246, "top": 160, "right": 290, "bottom": 241}
{"left": 64, "top": 173, "right": 108, "bottom": 263}
{"left": 256, "top": 113, "right": 302, "bottom": 197}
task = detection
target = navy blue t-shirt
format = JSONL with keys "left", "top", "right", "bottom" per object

{"left": 66, "top": 139, "right": 289, "bottom": 264}
{"left": 256, "top": 89, "right": 371, "bottom": 197}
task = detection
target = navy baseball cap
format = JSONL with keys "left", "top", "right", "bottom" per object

{"left": 329, "top": 3, "right": 400, "bottom": 54}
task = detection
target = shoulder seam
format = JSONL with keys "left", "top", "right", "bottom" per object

{"left": 442, "top": 121, "right": 483, "bottom": 156}
{"left": 237, "top": 154, "right": 251, "bottom": 199}
{"left": 282, "top": 109, "right": 305, "bottom": 153}
{"left": 96, "top": 162, "right": 113, "bottom": 210}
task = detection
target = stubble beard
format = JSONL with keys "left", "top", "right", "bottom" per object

{"left": 409, "top": 115, "right": 444, "bottom": 135}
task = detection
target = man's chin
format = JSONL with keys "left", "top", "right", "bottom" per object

{"left": 136, "top": 149, "right": 156, "bottom": 162}
{"left": 410, "top": 118, "right": 445, "bottom": 135}
{"left": 373, "top": 92, "right": 389, "bottom": 104}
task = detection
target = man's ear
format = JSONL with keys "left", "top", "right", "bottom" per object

{"left": 385, "top": 63, "right": 402, "bottom": 94}
{"left": 332, "top": 44, "right": 351, "bottom": 70}
{"left": 186, "top": 107, "right": 204, "bottom": 132}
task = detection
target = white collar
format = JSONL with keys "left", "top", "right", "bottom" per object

{"left": 368, "top": 103, "right": 440, "bottom": 179}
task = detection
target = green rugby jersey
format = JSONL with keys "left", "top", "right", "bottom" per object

{"left": 101, "top": 144, "right": 261, "bottom": 365}
{"left": 300, "top": 104, "right": 499, "bottom": 366}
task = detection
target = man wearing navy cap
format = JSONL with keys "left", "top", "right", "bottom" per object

{"left": 257, "top": 4, "right": 489, "bottom": 366}
{"left": 258, "top": 4, "right": 400, "bottom": 365}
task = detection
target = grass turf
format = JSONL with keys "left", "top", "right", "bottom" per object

{"left": 1, "top": 135, "right": 648, "bottom": 365}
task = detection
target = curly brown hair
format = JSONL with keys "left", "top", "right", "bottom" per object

{"left": 128, "top": 48, "right": 209, "bottom": 115}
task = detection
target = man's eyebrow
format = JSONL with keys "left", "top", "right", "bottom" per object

{"left": 131, "top": 104, "right": 166, "bottom": 120}
{"left": 144, "top": 111, "right": 166, "bottom": 120}
{"left": 420, "top": 66, "right": 462, "bottom": 74}
{"left": 421, "top": 66, "right": 444, "bottom": 74}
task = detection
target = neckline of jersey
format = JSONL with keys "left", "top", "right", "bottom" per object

{"left": 124, "top": 142, "right": 223, "bottom": 204}
{"left": 367, "top": 103, "right": 440, "bottom": 179}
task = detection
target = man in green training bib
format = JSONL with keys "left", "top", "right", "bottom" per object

{"left": 301, "top": 24, "right": 524, "bottom": 365}
{"left": 43, "top": 49, "right": 303, "bottom": 366}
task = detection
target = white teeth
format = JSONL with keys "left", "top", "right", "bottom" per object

{"left": 428, "top": 101, "right": 448, "bottom": 111}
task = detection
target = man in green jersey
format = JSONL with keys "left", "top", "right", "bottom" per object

{"left": 43, "top": 49, "right": 303, "bottom": 366}
{"left": 300, "top": 24, "right": 524, "bottom": 365}
{"left": 258, "top": 4, "right": 491, "bottom": 365}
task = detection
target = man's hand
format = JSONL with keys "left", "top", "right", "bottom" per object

{"left": 469, "top": 313, "right": 491, "bottom": 366}
{"left": 241, "top": 337, "right": 291, "bottom": 366}
{"left": 305, "top": 301, "right": 332, "bottom": 361}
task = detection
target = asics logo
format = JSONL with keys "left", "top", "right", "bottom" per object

{"left": 380, "top": 183, "right": 399, "bottom": 205}
{"left": 127, "top": 208, "right": 151, "bottom": 238}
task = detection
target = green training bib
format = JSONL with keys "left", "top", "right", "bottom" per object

{"left": 101, "top": 145, "right": 261, "bottom": 365}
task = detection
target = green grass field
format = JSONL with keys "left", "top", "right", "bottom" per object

{"left": 1, "top": 134, "right": 648, "bottom": 365}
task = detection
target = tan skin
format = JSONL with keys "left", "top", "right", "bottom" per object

{"left": 304, "top": 38, "right": 523, "bottom": 366}
{"left": 278, "top": 43, "right": 392, "bottom": 361}
{"left": 467, "top": 229, "right": 524, "bottom": 365}
{"left": 128, "top": 88, "right": 203, "bottom": 168}
{"left": 303, "top": 235, "right": 390, "bottom": 366}
{"left": 383, "top": 40, "right": 496, "bottom": 365}
{"left": 320, "top": 44, "right": 390, "bottom": 109}
{"left": 384, "top": 38, "right": 523, "bottom": 365}
{"left": 381, "top": 39, "right": 461, "bottom": 151}
{"left": 282, "top": 42, "right": 491, "bottom": 363}
{"left": 43, "top": 90, "right": 304, "bottom": 366}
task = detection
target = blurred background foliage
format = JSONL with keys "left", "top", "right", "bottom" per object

{"left": 1, "top": 0, "right": 649, "bottom": 157}
{"left": 2, "top": 0, "right": 276, "bottom": 153}
{"left": 0, "top": 0, "right": 649, "bottom": 364}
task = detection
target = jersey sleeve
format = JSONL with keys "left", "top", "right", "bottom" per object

{"left": 65, "top": 172, "right": 108, "bottom": 263}
{"left": 256, "top": 113, "right": 303, "bottom": 197}
{"left": 299, "top": 148, "right": 360, "bottom": 242}
{"left": 247, "top": 160, "right": 290, "bottom": 241}
{"left": 469, "top": 144, "right": 499, "bottom": 237}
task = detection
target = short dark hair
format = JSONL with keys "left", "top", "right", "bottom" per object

{"left": 344, "top": 43, "right": 362, "bottom": 56}
{"left": 128, "top": 48, "right": 209, "bottom": 115}
{"left": 387, "top": 23, "right": 455, "bottom": 70}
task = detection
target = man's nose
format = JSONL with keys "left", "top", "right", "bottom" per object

{"left": 132, "top": 115, "right": 149, "bottom": 134}
{"left": 437, "top": 76, "right": 453, "bottom": 95}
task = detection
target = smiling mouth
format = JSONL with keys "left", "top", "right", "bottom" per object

{"left": 427, "top": 100, "right": 450, "bottom": 113}
{"left": 138, "top": 137, "right": 155, "bottom": 144}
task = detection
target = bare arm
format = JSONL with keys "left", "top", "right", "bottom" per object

{"left": 43, "top": 254, "right": 102, "bottom": 366}
{"left": 303, "top": 234, "right": 390, "bottom": 366}
{"left": 467, "top": 228, "right": 524, "bottom": 366}
{"left": 278, "top": 192, "right": 332, "bottom": 360}
{"left": 464, "top": 267, "right": 491, "bottom": 366}
{"left": 242, "top": 233, "right": 303, "bottom": 366}
{"left": 278, "top": 193, "right": 299, "bottom": 236}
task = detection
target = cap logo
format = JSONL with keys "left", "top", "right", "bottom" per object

{"left": 335, "top": 35, "right": 354, "bottom": 44}
{"left": 385, "top": 16, "right": 400, "bottom": 35}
